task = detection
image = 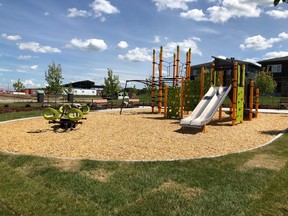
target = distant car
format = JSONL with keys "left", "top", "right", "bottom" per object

{"left": 118, "top": 93, "right": 129, "bottom": 100}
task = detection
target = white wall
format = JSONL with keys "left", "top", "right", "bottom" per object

{"left": 72, "top": 89, "right": 97, "bottom": 96}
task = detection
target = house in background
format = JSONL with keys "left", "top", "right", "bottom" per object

{"left": 190, "top": 57, "right": 261, "bottom": 81}
{"left": 257, "top": 56, "right": 288, "bottom": 96}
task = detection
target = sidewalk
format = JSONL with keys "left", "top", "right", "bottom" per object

{"left": 222, "top": 107, "right": 288, "bottom": 114}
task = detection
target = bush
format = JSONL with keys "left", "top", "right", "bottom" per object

{"left": 4, "top": 104, "right": 9, "bottom": 108}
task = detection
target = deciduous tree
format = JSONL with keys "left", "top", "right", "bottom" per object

{"left": 103, "top": 68, "right": 121, "bottom": 98}
{"left": 254, "top": 70, "right": 277, "bottom": 95}
{"left": 12, "top": 79, "right": 25, "bottom": 92}
{"left": 45, "top": 61, "right": 64, "bottom": 102}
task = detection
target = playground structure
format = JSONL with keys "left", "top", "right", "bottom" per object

{"left": 151, "top": 47, "right": 260, "bottom": 132}
{"left": 42, "top": 104, "right": 90, "bottom": 130}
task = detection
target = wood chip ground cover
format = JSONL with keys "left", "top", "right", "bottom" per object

{"left": 0, "top": 109, "right": 287, "bottom": 161}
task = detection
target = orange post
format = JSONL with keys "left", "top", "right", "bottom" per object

{"left": 232, "top": 62, "right": 238, "bottom": 126}
{"left": 180, "top": 76, "right": 185, "bottom": 119}
{"left": 255, "top": 88, "right": 259, "bottom": 118}
{"left": 249, "top": 80, "right": 254, "bottom": 121}
{"left": 151, "top": 49, "right": 156, "bottom": 113}
{"left": 158, "top": 46, "right": 163, "bottom": 113}
{"left": 164, "top": 84, "right": 168, "bottom": 117}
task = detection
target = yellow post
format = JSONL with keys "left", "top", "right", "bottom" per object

{"left": 255, "top": 88, "right": 259, "bottom": 118}
{"left": 158, "top": 46, "right": 163, "bottom": 113}
{"left": 180, "top": 76, "right": 185, "bottom": 119}
{"left": 232, "top": 62, "right": 238, "bottom": 126}
{"left": 249, "top": 80, "right": 254, "bottom": 121}
{"left": 164, "top": 84, "right": 168, "bottom": 117}
{"left": 151, "top": 49, "right": 156, "bottom": 113}
{"left": 185, "top": 51, "right": 189, "bottom": 79}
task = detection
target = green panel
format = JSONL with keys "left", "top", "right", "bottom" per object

{"left": 236, "top": 87, "right": 244, "bottom": 122}
{"left": 167, "top": 86, "right": 181, "bottom": 118}
{"left": 183, "top": 80, "right": 199, "bottom": 112}
{"left": 183, "top": 72, "right": 211, "bottom": 112}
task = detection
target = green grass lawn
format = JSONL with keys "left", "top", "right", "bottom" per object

{"left": 0, "top": 111, "right": 288, "bottom": 215}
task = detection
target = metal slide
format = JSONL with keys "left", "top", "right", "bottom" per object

{"left": 180, "top": 85, "right": 232, "bottom": 127}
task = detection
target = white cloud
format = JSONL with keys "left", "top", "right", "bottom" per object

{"left": 0, "top": 68, "right": 12, "bottom": 72}
{"left": 44, "top": 11, "right": 50, "bottom": 16}
{"left": 30, "top": 65, "right": 38, "bottom": 70}
{"left": 18, "top": 42, "right": 61, "bottom": 53}
{"left": 23, "top": 80, "right": 42, "bottom": 88}
{"left": 118, "top": 47, "right": 152, "bottom": 62}
{"left": 67, "top": 0, "right": 119, "bottom": 21}
{"left": 266, "top": 9, "right": 288, "bottom": 19}
{"left": 180, "top": 9, "right": 208, "bottom": 21}
{"left": 90, "top": 0, "right": 119, "bottom": 20}
{"left": 154, "top": 35, "right": 161, "bottom": 43}
{"left": 179, "top": 0, "right": 272, "bottom": 23}
{"left": 163, "top": 38, "right": 202, "bottom": 56}
{"left": 18, "top": 55, "right": 32, "bottom": 60}
{"left": 67, "top": 38, "right": 107, "bottom": 51}
{"left": 1, "top": 33, "right": 22, "bottom": 41}
{"left": 117, "top": 41, "right": 128, "bottom": 49}
{"left": 264, "top": 51, "right": 288, "bottom": 59}
{"left": 153, "top": 0, "right": 196, "bottom": 11}
{"left": 67, "top": 8, "right": 92, "bottom": 18}
{"left": 240, "top": 32, "right": 288, "bottom": 50}
{"left": 16, "top": 65, "right": 39, "bottom": 72}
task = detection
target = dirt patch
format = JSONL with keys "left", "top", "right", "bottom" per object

{"left": 0, "top": 109, "right": 288, "bottom": 161}
{"left": 54, "top": 160, "right": 80, "bottom": 172}
{"left": 154, "top": 181, "right": 204, "bottom": 201}
{"left": 81, "top": 169, "right": 114, "bottom": 182}
{"left": 239, "top": 154, "right": 287, "bottom": 171}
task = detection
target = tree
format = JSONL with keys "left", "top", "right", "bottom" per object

{"left": 274, "top": 0, "right": 288, "bottom": 6}
{"left": 103, "top": 68, "right": 121, "bottom": 98}
{"left": 45, "top": 61, "right": 64, "bottom": 101}
{"left": 12, "top": 79, "right": 25, "bottom": 92}
{"left": 254, "top": 70, "right": 277, "bottom": 95}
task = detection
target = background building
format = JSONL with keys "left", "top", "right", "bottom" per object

{"left": 257, "top": 56, "right": 288, "bottom": 96}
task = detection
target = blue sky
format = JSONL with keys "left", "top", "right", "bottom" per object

{"left": 0, "top": 0, "right": 288, "bottom": 90}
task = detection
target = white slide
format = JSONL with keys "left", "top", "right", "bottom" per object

{"left": 180, "top": 85, "right": 232, "bottom": 127}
